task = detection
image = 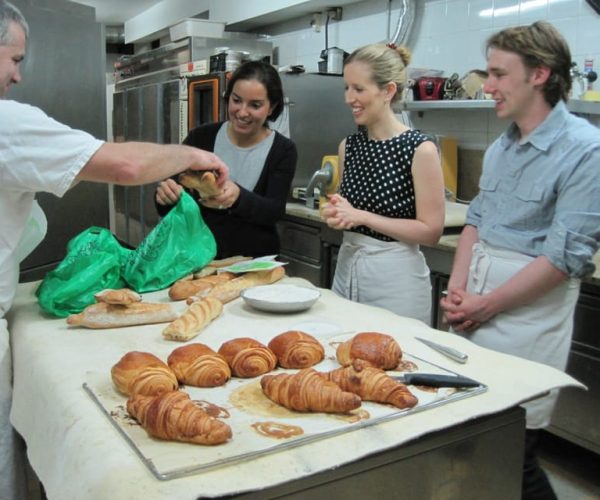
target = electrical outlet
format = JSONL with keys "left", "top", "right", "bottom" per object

{"left": 327, "top": 7, "right": 343, "bottom": 21}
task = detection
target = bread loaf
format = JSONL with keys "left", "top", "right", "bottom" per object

{"left": 168, "top": 272, "right": 235, "bottom": 301}
{"left": 167, "top": 343, "right": 231, "bottom": 387}
{"left": 260, "top": 368, "right": 361, "bottom": 413}
{"left": 162, "top": 297, "right": 223, "bottom": 341}
{"left": 324, "top": 359, "right": 418, "bottom": 409}
{"left": 127, "top": 390, "right": 232, "bottom": 445}
{"left": 178, "top": 170, "right": 222, "bottom": 199}
{"left": 336, "top": 332, "right": 402, "bottom": 370}
{"left": 66, "top": 302, "right": 178, "bottom": 329}
{"left": 268, "top": 330, "right": 325, "bottom": 369}
{"left": 111, "top": 351, "right": 178, "bottom": 397}
{"left": 218, "top": 337, "right": 277, "bottom": 378}
{"left": 205, "top": 267, "right": 285, "bottom": 304}
{"left": 94, "top": 288, "right": 141, "bottom": 305}
{"left": 208, "top": 256, "right": 252, "bottom": 268}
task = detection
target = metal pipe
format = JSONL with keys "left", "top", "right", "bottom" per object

{"left": 389, "top": 0, "right": 415, "bottom": 46}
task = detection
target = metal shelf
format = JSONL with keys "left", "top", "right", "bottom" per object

{"left": 399, "top": 100, "right": 495, "bottom": 111}
{"left": 567, "top": 99, "right": 600, "bottom": 115}
{"left": 399, "top": 99, "right": 600, "bottom": 115}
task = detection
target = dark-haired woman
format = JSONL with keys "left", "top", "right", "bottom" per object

{"left": 156, "top": 61, "right": 297, "bottom": 258}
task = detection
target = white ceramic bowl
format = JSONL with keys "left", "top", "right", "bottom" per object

{"left": 241, "top": 284, "right": 321, "bottom": 313}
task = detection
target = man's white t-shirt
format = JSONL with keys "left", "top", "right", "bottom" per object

{"left": 0, "top": 99, "right": 104, "bottom": 316}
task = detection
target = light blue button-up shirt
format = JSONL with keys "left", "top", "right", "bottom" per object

{"left": 466, "top": 101, "right": 600, "bottom": 278}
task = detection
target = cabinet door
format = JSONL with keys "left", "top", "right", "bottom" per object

{"left": 278, "top": 221, "right": 321, "bottom": 264}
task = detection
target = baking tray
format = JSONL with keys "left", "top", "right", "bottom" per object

{"left": 83, "top": 334, "right": 487, "bottom": 481}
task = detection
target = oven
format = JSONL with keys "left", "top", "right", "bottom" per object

{"left": 185, "top": 72, "right": 231, "bottom": 137}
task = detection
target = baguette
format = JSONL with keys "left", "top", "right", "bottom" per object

{"left": 208, "top": 256, "right": 252, "bottom": 268}
{"left": 67, "top": 302, "right": 177, "bottom": 329}
{"left": 162, "top": 297, "right": 223, "bottom": 341}
{"left": 94, "top": 288, "right": 141, "bottom": 305}
{"left": 205, "top": 267, "right": 285, "bottom": 304}
{"left": 168, "top": 272, "right": 236, "bottom": 301}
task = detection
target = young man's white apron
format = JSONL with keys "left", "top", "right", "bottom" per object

{"left": 457, "top": 242, "right": 580, "bottom": 428}
{"left": 332, "top": 232, "right": 431, "bottom": 325}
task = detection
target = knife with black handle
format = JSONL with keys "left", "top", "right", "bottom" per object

{"left": 392, "top": 373, "right": 480, "bottom": 388}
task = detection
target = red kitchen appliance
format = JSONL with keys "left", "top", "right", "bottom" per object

{"left": 413, "top": 77, "right": 446, "bottom": 100}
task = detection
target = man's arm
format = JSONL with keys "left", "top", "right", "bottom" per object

{"left": 76, "top": 142, "right": 228, "bottom": 186}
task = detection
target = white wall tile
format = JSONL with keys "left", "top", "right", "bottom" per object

{"left": 468, "top": 0, "right": 495, "bottom": 30}
{"left": 519, "top": 0, "right": 549, "bottom": 25}
{"left": 547, "top": 0, "right": 579, "bottom": 19}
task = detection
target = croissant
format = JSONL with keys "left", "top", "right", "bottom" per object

{"left": 111, "top": 351, "right": 178, "bottom": 397}
{"left": 268, "top": 330, "right": 325, "bottom": 369}
{"left": 167, "top": 343, "right": 231, "bottom": 387}
{"left": 162, "top": 297, "right": 223, "bottom": 341}
{"left": 336, "top": 332, "right": 402, "bottom": 370}
{"left": 168, "top": 272, "right": 235, "bottom": 301}
{"left": 127, "top": 390, "right": 232, "bottom": 445}
{"left": 218, "top": 338, "right": 277, "bottom": 378}
{"left": 325, "top": 359, "right": 418, "bottom": 409}
{"left": 260, "top": 368, "right": 361, "bottom": 413}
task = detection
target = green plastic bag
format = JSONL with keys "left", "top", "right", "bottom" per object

{"left": 122, "top": 191, "right": 216, "bottom": 293}
{"left": 36, "top": 226, "right": 131, "bottom": 318}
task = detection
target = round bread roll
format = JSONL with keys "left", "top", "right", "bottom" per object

{"left": 336, "top": 332, "right": 402, "bottom": 370}
{"left": 167, "top": 343, "right": 231, "bottom": 387}
{"left": 218, "top": 337, "right": 277, "bottom": 378}
{"left": 268, "top": 330, "right": 325, "bottom": 369}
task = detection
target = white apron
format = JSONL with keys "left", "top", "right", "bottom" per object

{"left": 1, "top": 201, "right": 47, "bottom": 500}
{"left": 332, "top": 232, "right": 431, "bottom": 324}
{"left": 457, "top": 242, "right": 580, "bottom": 428}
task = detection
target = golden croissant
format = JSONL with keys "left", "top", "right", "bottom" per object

{"left": 111, "top": 351, "right": 178, "bottom": 397}
{"left": 268, "top": 330, "right": 325, "bottom": 369}
{"left": 127, "top": 390, "right": 232, "bottom": 445}
{"left": 260, "top": 368, "right": 361, "bottom": 413}
{"left": 336, "top": 332, "right": 402, "bottom": 370}
{"left": 167, "top": 343, "right": 231, "bottom": 387}
{"left": 218, "top": 337, "right": 277, "bottom": 378}
{"left": 162, "top": 296, "right": 223, "bottom": 341}
{"left": 324, "top": 359, "right": 418, "bottom": 409}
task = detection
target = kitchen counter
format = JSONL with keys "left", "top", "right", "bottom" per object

{"left": 429, "top": 234, "right": 600, "bottom": 286}
{"left": 6, "top": 279, "right": 581, "bottom": 500}
{"left": 286, "top": 200, "right": 470, "bottom": 228}
{"left": 285, "top": 202, "right": 600, "bottom": 286}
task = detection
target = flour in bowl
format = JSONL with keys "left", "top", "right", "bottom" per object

{"left": 244, "top": 285, "right": 320, "bottom": 303}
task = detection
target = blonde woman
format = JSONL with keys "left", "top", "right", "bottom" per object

{"left": 322, "top": 43, "right": 445, "bottom": 323}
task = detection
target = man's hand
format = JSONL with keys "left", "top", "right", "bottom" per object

{"left": 190, "top": 150, "right": 229, "bottom": 186}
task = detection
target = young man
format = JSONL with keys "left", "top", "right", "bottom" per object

{"left": 440, "top": 21, "right": 600, "bottom": 500}
{"left": 0, "top": 2, "right": 228, "bottom": 498}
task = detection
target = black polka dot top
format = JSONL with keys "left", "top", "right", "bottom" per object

{"left": 339, "top": 128, "right": 431, "bottom": 242}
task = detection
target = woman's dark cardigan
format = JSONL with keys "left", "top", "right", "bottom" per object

{"left": 156, "top": 122, "right": 297, "bottom": 258}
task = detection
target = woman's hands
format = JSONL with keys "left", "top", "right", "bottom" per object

{"left": 321, "top": 194, "right": 363, "bottom": 230}
{"left": 155, "top": 178, "right": 240, "bottom": 211}
{"left": 156, "top": 178, "right": 183, "bottom": 206}
{"left": 200, "top": 179, "right": 240, "bottom": 210}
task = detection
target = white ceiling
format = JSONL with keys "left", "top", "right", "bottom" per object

{"left": 69, "top": 0, "right": 164, "bottom": 25}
